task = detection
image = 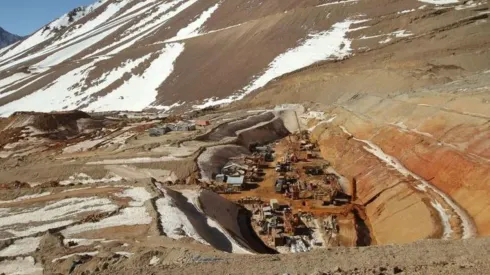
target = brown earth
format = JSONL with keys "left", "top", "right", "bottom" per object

{"left": 49, "top": 237, "right": 490, "bottom": 275}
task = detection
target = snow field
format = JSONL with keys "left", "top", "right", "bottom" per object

{"left": 0, "top": 257, "right": 43, "bottom": 275}
{"left": 0, "top": 197, "right": 118, "bottom": 239}
{"left": 0, "top": 0, "right": 131, "bottom": 71}
{"left": 0, "top": 73, "right": 31, "bottom": 90}
{"left": 0, "top": 237, "right": 41, "bottom": 257}
{"left": 85, "top": 43, "right": 184, "bottom": 111}
{"left": 116, "top": 187, "right": 155, "bottom": 207}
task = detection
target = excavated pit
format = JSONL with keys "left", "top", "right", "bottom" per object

{"left": 195, "top": 104, "right": 482, "bottom": 249}
{"left": 197, "top": 110, "right": 297, "bottom": 181}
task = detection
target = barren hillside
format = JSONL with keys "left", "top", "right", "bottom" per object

{"left": 0, "top": 0, "right": 487, "bottom": 115}
{"left": 0, "top": 0, "right": 489, "bottom": 274}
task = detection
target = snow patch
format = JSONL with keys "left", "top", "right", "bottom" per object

{"left": 4, "top": 221, "right": 75, "bottom": 240}
{"left": 52, "top": 251, "right": 99, "bottom": 263}
{"left": 193, "top": 19, "right": 368, "bottom": 109}
{"left": 431, "top": 200, "right": 453, "bottom": 239}
{"left": 86, "top": 156, "right": 178, "bottom": 165}
{"left": 0, "top": 237, "right": 41, "bottom": 257}
{"left": 116, "top": 187, "right": 154, "bottom": 206}
{"left": 0, "top": 62, "right": 95, "bottom": 116}
{"left": 155, "top": 190, "right": 208, "bottom": 244}
{"left": 243, "top": 19, "right": 365, "bottom": 95}
{"left": 99, "top": 0, "right": 194, "bottom": 56}
{"left": 317, "top": 0, "right": 359, "bottom": 7}
{"left": 115, "top": 251, "right": 134, "bottom": 257}
{"left": 85, "top": 43, "right": 184, "bottom": 112}
{"left": 0, "top": 257, "right": 43, "bottom": 275}
{"left": 418, "top": 0, "right": 459, "bottom": 4}
{"left": 0, "top": 197, "right": 118, "bottom": 238}
{"left": 35, "top": 24, "right": 122, "bottom": 69}
{"left": 339, "top": 125, "right": 352, "bottom": 136}
{"left": 170, "top": 2, "right": 221, "bottom": 41}
{"left": 0, "top": 192, "right": 51, "bottom": 204}
{"left": 455, "top": 0, "right": 484, "bottom": 10}
{"left": 59, "top": 173, "right": 123, "bottom": 185}
{"left": 149, "top": 255, "right": 160, "bottom": 265}
{"left": 0, "top": 73, "right": 30, "bottom": 90}
{"left": 398, "top": 9, "right": 416, "bottom": 14}
{"left": 165, "top": 23, "right": 242, "bottom": 43}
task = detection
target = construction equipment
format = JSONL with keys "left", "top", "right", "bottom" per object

{"left": 275, "top": 162, "right": 291, "bottom": 173}
{"left": 289, "top": 184, "right": 300, "bottom": 200}
{"left": 304, "top": 166, "right": 324, "bottom": 175}
{"left": 275, "top": 178, "right": 286, "bottom": 193}
{"left": 283, "top": 209, "right": 300, "bottom": 235}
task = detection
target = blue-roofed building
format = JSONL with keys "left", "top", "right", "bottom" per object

{"left": 226, "top": 176, "right": 245, "bottom": 190}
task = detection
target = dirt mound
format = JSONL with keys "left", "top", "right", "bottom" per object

{"left": 199, "top": 190, "right": 275, "bottom": 254}
{"left": 197, "top": 112, "right": 275, "bottom": 142}
{"left": 5, "top": 111, "right": 90, "bottom": 132}
{"left": 163, "top": 188, "right": 236, "bottom": 253}
{"left": 236, "top": 114, "right": 291, "bottom": 148}
{"left": 197, "top": 145, "right": 250, "bottom": 181}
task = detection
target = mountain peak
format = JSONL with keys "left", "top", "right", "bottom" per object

{"left": 0, "top": 26, "right": 23, "bottom": 49}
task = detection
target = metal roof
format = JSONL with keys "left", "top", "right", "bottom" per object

{"left": 226, "top": 176, "right": 244, "bottom": 186}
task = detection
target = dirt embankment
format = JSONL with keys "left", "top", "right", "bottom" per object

{"left": 199, "top": 190, "right": 275, "bottom": 254}
{"left": 236, "top": 114, "right": 292, "bottom": 149}
{"left": 308, "top": 87, "right": 489, "bottom": 244}
{"left": 196, "top": 112, "right": 276, "bottom": 142}
{"left": 311, "top": 125, "right": 439, "bottom": 244}
{"left": 3, "top": 111, "right": 90, "bottom": 132}
{"left": 196, "top": 110, "right": 297, "bottom": 180}
{"left": 197, "top": 145, "right": 250, "bottom": 181}
{"left": 163, "top": 187, "right": 236, "bottom": 252}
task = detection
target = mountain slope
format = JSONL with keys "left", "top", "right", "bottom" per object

{"left": 0, "top": 27, "right": 23, "bottom": 49}
{"left": 0, "top": 0, "right": 488, "bottom": 116}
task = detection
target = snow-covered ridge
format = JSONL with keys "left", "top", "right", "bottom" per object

{"left": 0, "top": 0, "right": 110, "bottom": 62}
{"left": 0, "top": 0, "right": 473, "bottom": 116}
{"left": 0, "top": 0, "right": 373, "bottom": 114}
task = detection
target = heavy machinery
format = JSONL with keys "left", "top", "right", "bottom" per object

{"left": 304, "top": 166, "right": 324, "bottom": 175}
{"left": 283, "top": 209, "right": 301, "bottom": 235}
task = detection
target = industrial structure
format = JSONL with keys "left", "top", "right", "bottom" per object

{"left": 205, "top": 131, "right": 359, "bottom": 253}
